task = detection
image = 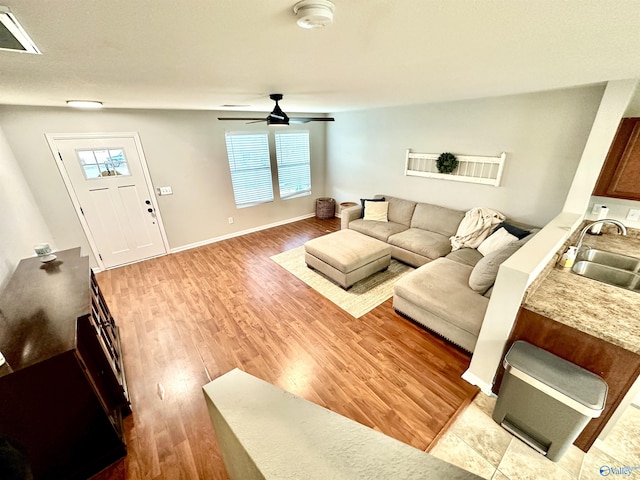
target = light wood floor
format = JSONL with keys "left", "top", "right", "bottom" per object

{"left": 92, "top": 216, "right": 478, "bottom": 480}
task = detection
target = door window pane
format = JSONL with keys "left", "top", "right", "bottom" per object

{"left": 77, "top": 148, "right": 131, "bottom": 179}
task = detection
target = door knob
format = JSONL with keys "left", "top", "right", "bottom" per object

{"left": 147, "top": 208, "right": 153, "bottom": 213}
{"left": 145, "top": 200, "right": 151, "bottom": 205}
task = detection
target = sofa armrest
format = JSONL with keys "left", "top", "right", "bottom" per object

{"left": 341, "top": 205, "right": 362, "bottom": 229}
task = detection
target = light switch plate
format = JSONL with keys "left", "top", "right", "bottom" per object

{"left": 591, "top": 203, "right": 606, "bottom": 215}
{"left": 158, "top": 186, "right": 173, "bottom": 196}
{"left": 627, "top": 208, "right": 640, "bottom": 221}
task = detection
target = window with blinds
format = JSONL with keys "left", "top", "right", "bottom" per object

{"left": 275, "top": 131, "right": 311, "bottom": 200}
{"left": 225, "top": 132, "right": 274, "bottom": 208}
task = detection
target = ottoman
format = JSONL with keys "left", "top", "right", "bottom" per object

{"left": 304, "top": 229, "right": 392, "bottom": 289}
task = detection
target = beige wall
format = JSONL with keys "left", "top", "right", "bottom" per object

{"left": 326, "top": 85, "right": 605, "bottom": 227}
{"left": 0, "top": 107, "right": 328, "bottom": 263}
{"left": 0, "top": 126, "right": 52, "bottom": 288}
{"left": 0, "top": 84, "right": 620, "bottom": 277}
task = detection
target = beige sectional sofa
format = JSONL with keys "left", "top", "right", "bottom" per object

{"left": 341, "top": 196, "right": 467, "bottom": 267}
{"left": 341, "top": 195, "right": 536, "bottom": 352}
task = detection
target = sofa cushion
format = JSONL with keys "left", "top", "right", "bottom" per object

{"left": 410, "top": 203, "right": 465, "bottom": 237}
{"left": 388, "top": 228, "right": 453, "bottom": 259}
{"left": 477, "top": 227, "right": 518, "bottom": 256}
{"left": 494, "top": 221, "right": 531, "bottom": 240}
{"left": 469, "top": 243, "right": 521, "bottom": 294}
{"left": 349, "top": 219, "right": 408, "bottom": 242}
{"left": 394, "top": 258, "right": 489, "bottom": 337}
{"left": 363, "top": 201, "right": 389, "bottom": 222}
{"left": 469, "top": 229, "right": 540, "bottom": 293}
{"left": 445, "top": 248, "right": 484, "bottom": 267}
{"left": 360, "top": 197, "right": 386, "bottom": 218}
{"left": 515, "top": 229, "right": 540, "bottom": 245}
{"left": 384, "top": 196, "right": 417, "bottom": 227}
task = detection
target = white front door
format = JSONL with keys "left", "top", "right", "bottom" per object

{"left": 49, "top": 134, "right": 167, "bottom": 269}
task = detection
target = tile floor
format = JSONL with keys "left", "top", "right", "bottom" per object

{"left": 430, "top": 393, "right": 640, "bottom": 479}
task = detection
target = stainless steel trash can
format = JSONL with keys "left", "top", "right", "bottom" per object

{"left": 492, "top": 341, "right": 607, "bottom": 462}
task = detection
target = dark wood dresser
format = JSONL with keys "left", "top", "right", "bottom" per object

{"left": 0, "top": 248, "right": 130, "bottom": 479}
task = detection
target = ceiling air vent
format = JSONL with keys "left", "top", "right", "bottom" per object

{"left": 0, "top": 6, "right": 40, "bottom": 54}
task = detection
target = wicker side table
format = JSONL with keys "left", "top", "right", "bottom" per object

{"left": 315, "top": 197, "right": 336, "bottom": 219}
{"left": 339, "top": 202, "right": 358, "bottom": 213}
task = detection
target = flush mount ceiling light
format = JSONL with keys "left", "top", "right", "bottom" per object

{"left": 0, "top": 6, "right": 41, "bottom": 54}
{"left": 66, "top": 100, "right": 103, "bottom": 109}
{"left": 293, "top": 0, "right": 335, "bottom": 29}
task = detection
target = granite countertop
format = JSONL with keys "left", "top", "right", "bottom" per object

{"left": 524, "top": 224, "right": 640, "bottom": 355}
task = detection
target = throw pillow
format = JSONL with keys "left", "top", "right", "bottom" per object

{"left": 363, "top": 201, "right": 389, "bottom": 222}
{"left": 494, "top": 221, "right": 531, "bottom": 240}
{"left": 469, "top": 243, "right": 520, "bottom": 294}
{"left": 477, "top": 227, "right": 517, "bottom": 256}
{"left": 360, "top": 197, "right": 385, "bottom": 218}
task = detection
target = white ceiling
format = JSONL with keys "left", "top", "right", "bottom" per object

{"left": 1, "top": 0, "right": 640, "bottom": 114}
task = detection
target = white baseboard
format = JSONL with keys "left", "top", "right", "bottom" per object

{"left": 462, "top": 369, "right": 495, "bottom": 396}
{"left": 170, "top": 213, "right": 316, "bottom": 254}
{"left": 91, "top": 250, "right": 167, "bottom": 273}
{"left": 94, "top": 213, "right": 323, "bottom": 271}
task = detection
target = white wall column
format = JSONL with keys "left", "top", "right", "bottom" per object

{"left": 563, "top": 79, "right": 638, "bottom": 214}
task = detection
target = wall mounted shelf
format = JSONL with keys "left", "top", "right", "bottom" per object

{"left": 404, "top": 149, "right": 507, "bottom": 186}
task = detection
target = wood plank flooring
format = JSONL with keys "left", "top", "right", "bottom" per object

{"left": 91, "top": 217, "right": 478, "bottom": 480}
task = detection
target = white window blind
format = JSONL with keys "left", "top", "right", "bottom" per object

{"left": 275, "top": 131, "right": 311, "bottom": 200}
{"left": 225, "top": 132, "right": 274, "bottom": 207}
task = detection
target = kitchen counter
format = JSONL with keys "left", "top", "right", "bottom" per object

{"left": 524, "top": 225, "right": 640, "bottom": 355}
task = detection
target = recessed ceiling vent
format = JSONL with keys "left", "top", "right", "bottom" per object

{"left": 0, "top": 6, "right": 40, "bottom": 54}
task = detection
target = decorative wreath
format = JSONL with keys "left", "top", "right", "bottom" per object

{"left": 436, "top": 152, "right": 458, "bottom": 174}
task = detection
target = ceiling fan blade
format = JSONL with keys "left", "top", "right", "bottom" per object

{"left": 289, "top": 117, "right": 335, "bottom": 123}
{"left": 217, "top": 117, "right": 266, "bottom": 121}
{"left": 219, "top": 95, "right": 336, "bottom": 126}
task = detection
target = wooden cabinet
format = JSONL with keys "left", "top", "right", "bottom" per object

{"left": 0, "top": 248, "right": 130, "bottom": 479}
{"left": 593, "top": 117, "right": 640, "bottom": 200}
{"left": 493, "top": 307, "right": 640, "bottom": 452}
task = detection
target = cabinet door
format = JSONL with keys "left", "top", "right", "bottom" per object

{"left": 90, "top": 271, "right": 130, "bottom": 404}
{"left": 0, "top": 352, "right": 125, "bottom": 480}
{"left": 594, "top": 118, "right": 640, "bottom": 200}
{"left": 77, "top": 315, "right": 129, "bottom": 419}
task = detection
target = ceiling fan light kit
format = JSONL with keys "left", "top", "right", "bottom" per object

{"left": 293, "top": 0, "right": 335, "bottom": 29}
{"left": 267, "top": 94, "right": 290, "bottom": 125}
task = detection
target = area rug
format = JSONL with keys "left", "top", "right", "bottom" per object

{"left": 271, "top": 246, "right": 413, "bottom": 318}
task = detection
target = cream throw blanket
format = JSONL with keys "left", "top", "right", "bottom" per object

{"left": 450, "top": 207, "right": 505, "bottom": 251}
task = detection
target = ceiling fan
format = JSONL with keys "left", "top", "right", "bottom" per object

{"left": 218, "top": 94, "right": 335, "bottom": 125}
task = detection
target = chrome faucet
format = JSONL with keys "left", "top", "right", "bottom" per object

{"left": 574, "top": 219, "right": 627, "bottom": 253}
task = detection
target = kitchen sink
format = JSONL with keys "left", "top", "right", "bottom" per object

{"left": 576, "top": 248, "right": 640, "bottom": 273}
{"left": 572, "top": 260, "right": 640, "bottom": 292}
